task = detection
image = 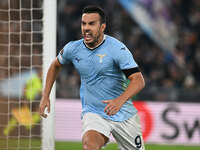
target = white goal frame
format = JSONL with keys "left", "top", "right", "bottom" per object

{"left": 42, "top": 0, "right": 56, "bottom": 150}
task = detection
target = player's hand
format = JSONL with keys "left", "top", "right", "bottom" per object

{"left": 39, "top": 96, "right": 50, "bottom": 118}
{"left": 102, "top": 98, "right": 124, "bottom": 116}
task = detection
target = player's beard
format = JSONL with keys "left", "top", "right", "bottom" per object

{"left": 84, "top": 27, "right": 102, "bottom": 48}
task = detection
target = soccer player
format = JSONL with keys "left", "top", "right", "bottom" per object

{"left": 39, "top": 5, "right": 145, "bottom": 150}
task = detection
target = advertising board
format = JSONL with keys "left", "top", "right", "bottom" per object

{"left": 55, "top": 99, "right": 200, "bottom": 145}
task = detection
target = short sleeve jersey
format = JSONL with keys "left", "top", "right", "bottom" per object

{"left": 58, "top": 35, "right": 138, "bottom": 121}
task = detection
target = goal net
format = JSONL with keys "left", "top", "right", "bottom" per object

{"left": 0, "top": 0, "right": 56, "bottom": 150}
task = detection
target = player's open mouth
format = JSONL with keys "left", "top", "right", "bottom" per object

{"left": 84, "top": 33, "right": 92, "bottom": 41}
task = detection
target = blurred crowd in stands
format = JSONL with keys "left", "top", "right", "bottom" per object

{"left": 56, "top": 0, "right": 200, "bottom": 102}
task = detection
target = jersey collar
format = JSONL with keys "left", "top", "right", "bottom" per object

{"left": 83, "top": 35, "right": 106, "bottom": 50}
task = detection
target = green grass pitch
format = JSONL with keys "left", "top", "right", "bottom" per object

{"left": 55, "top": 141, "right": 200, "bottom": 150}
{"left": 1, "top": 139, "right": 200, "bottom": 150}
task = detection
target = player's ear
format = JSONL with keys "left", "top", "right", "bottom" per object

{"left": 101, "top": 23, "right": 106, "bottom": 32}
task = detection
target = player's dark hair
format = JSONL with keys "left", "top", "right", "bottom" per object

{"left": 82, "top": 5, "right": 106, "bottom": 24}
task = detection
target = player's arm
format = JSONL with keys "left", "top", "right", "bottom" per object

{"left": 39, "top": 57, "right": 62, "bottom": 118}
{"left": 120, "top": 67, "right": 145, "bottom": 102}
{"left": 103, "top": 68, "right": 145, "bottom": 116}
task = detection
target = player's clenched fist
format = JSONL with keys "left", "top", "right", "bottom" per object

{"left": 39, "top": 96, "right": 50, "bottom": 118}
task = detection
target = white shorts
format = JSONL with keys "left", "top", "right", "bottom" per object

{"left": 81, "top": 113, "right": 145, "bottom": 150}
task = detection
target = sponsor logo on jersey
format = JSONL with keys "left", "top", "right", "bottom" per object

{"left": 121, "top": 47, "right": 126, "bottom": 50}
{"left": 75, "top": 57, "right": 82, "bottom": 62}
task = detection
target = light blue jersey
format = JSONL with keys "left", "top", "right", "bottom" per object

{"left": 58, "top": 35, "right": 138, "bottom": 121}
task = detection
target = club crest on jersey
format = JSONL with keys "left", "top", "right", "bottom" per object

{"left": 97, "top": 54, "right": 107, "bottom": 63}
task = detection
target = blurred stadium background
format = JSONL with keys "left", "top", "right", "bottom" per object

{"left": 0, "top": 0, "right": 200, "bottom": 150}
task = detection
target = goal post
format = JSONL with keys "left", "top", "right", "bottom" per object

{"left": 0, "top": 0, "right": 56, "bottom": 149}
{"left": 42, "top": 0, "right": 57, "bottom": 150}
